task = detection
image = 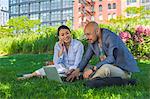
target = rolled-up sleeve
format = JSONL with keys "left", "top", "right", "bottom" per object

{"left": 77, "top": 44, "right": 94, "bottom": 71}
{"left": 69, "top": 43, "right": 84, "bottom": 70}
{"left": 53, "top": 43, "right": 64, "bottom": 65}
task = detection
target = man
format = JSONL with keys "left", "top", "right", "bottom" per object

{"left": 66, "top": 21, "right": 140, "bottom": 82}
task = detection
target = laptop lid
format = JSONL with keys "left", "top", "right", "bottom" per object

{"left": 43, "top": 66, "right": 63, "bottom": 83}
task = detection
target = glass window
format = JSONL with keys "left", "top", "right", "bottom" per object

{"left": 30, "top": 14, "right": 39, "bottom": 20}
{"left": 40, "top": 1, "right": 50, "bottom": 11}
{"left": 127, "top": 0, "right": 137, "bottom": 5}
{"left": 41, "top": 23, "right": 50, "bottom": 27}
{"left": 51, "top": 0, "right": 61, "bottom": 10}
{"left": 10, "top": 5, "right": 19, "bottom": 14}
{"left": 132, "top": 0, "right": 137, "bottom": 2}
{"left": 91, "top": 16, "right": 94, "bottom": 21}
{"left": 20, "top": 0, "right": 28, "bottom": 3}
{"left": 29, "top": 0, "right": 35, "bottom": 1}
{"left": 79, "top": 17, "right": 82, "bottom": 23}
{"left": 51, "top": 11, "right": 61, "bottom": 21}
{"left": 112, "top": 13, "right": 116, "bottom": 19}
{"left": 108, "top": 13, "right": 112, "bottom": 20}
{"left": 30, "top": 3, "right": 39, "bottom": 12}
{"left": 20, "top": 4, "right": 29, "bottom": 14}
{"left": 108, "top": 4, "right": 111, "bottom": 9}
{"left": 99, "top": 14, "right": 103, "bottom": 20}
{"left": 63, "top": 0, "right": 73, "bottom": 8}
{"left": 51, "top": 22, "right": 61, "bottom": 26}
{"left": 10, "top": 0, "right": 18, "bottom": 4}
{"left": 99, "top": 5, "right": 102, "bottom": 11}
{"left": 40, "top": 12, "right": 50, "bottom": 22}
{"left": 113, "top": 3, "right": 116, "bottom": 9}
{"left": 62, "top": 9, "right": 73, "bottom": 20}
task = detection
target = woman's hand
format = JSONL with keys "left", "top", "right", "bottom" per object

{"left": 58, "top": 39, "right": 65, "bottom": 57}
{"left": 66, "top": 68, "right": 80, "bottom": 82}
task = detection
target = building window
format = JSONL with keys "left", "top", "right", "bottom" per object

{"left": 62, "top": 9, "right": 73, "bottom": 20}
{"left": 51, "top": 22, "right": 61, "bottom": 26}
{"left": 113, "top": 3, "right": 116, "bottom": 9}
{"left": 108, "top": 13, "right": 112, "bottom": 20}
{"left": 30, "top": 3, "right": 39, "bottom": 12}
{"left": 29, "top": 0, "right": 35, "bottom": 1}
{"left": 99, "top": 5, "right": 102, "bottom": 11}
{"left": 51, "top": 11, "right": 61, "bottom": 21}
{"left": 79, "top": 17, "right": 82, "bottom": 23}
{"left": 91, "top": 16, "right": 94, "bottom": 21}
{"left": 10, "top": 5, "right": 19, "bottom": 14}
{"left": 99, "top": 14, "right": 103, "bottom": 20}
{"left": 40, "top": 1, "right": 50, "bottom": 11}
{"left": 108, "top": 4, "right": 111, "bottom": 9}
{"left": 20, "top": 4, "right": 29, "bottom": 14}
{"left": 51, "top": 0, "right": 61, "bottom": 10}
{"left": 20, "top": 0, "right": 28, "bottom": 3}
{"left": 112, "top": 13, "right": 116, "bottom": 19}
{"left": 41, "top": 23, "right": 49, "bottom": 27}
{"left": 127, "top": 0, "right": 137, "bottom": 5}
{"left": 30, "top": 14, "right": 39, "bottom": 20}
{"left": 10, "top": 0, "right": 18, "bottom": 4}
{"left": 91, "top": 6, "right": 94, "bottom": 12}
{"left": 40, "top": 12, "right": 50, "bottom": 22}
{"left": 63, "top": 0, "right": 73, "bottom": 8}
{"left": 20, "top": 14, "right": 29, "bottom": 18}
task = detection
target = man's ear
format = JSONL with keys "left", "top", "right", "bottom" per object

{"left": 95, "top": 28, "right": 100, "bottom": 36}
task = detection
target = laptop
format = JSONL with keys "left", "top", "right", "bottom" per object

{"left": 43, "top": 66, "right": 63, "bottom": 83}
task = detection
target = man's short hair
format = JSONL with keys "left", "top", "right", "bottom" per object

{"left": 84, "top": 21, "right": 99, "bottom": 30}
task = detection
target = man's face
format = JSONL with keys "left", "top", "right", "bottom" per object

{"left": 84, "top": 26, "right": 98, "bottom": 43}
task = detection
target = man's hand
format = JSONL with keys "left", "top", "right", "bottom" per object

{"left": 66, "top": 68, "right": 80, "bottom": 82}
{"left": 83, "top": 69, "right": 93, "bottom": 79}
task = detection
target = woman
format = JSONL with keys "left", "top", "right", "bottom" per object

{"left": 17, "top": 25, "right": 84, "bottom": 80}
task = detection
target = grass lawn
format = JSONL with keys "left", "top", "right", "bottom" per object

{"left": 0, "top": 54, "right": 150, "bottom": 98}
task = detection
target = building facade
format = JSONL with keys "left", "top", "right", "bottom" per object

{"left": 9, "top": 0, "right": 74, "bottom": 26}
{"left": 9, "top": 0, "right": 149, "bottom": 29}
{"left": 73, "top": 0, "right": 121, "bottom": 29}
{"left": 0, "top": 0, "right": 9, "bottom": 26}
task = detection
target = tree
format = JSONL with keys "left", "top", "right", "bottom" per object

{"left": 110, "top": 6, "right": 150, "bottom": 33}
{"left": 7, "top": 16, "right": 41, "bottom": 35}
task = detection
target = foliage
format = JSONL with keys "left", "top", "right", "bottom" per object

{"left": 0, "top": 54, "right": 150, "bottom": 98}
{"left": 108, "top": 6, "right": 150, "bottom": 58}
{"left": 0, "top": 26, "right": 13, "bottom": 39}
{"left": 7, "top": 16, "right": 41, "bottom": 35}
{"left": 121, "top": 25, "right": 150, "bottom": 58}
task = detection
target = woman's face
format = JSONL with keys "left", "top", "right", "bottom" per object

{"left": 59, "top": 29, "right": 71, "bottom": 43}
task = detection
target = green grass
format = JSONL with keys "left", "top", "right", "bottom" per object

{"left": 0, "top": 54, "right": 150, "bottom": 98}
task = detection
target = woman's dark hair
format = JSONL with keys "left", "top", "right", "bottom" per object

{"left": 57, "top": 25, "right": 71, "bottom": 36}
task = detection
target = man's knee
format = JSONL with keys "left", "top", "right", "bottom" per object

{"left": 100, "top": 64, "right": 113, "bottom": 69}
{"left": 96, "top": 65, "right": 111, "bottom": 77}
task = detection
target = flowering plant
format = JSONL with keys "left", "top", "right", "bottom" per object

{"left": 119, "top": 25, "right": 150, "bottom": 59}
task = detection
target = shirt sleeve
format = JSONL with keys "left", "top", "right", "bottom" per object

{"left": 69, "top": 42, "right": 84, "bottom": 70}
{"left": 77, "top": 44, "right": 94, "bottom": 72}
{"left": 53, "top": 43, "right": 64, "bottom": 65}
{"left": 96, "top": 33, "right": 119, "bottom": 69}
